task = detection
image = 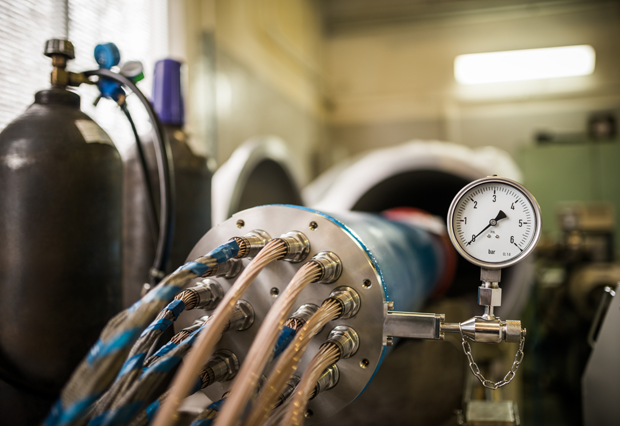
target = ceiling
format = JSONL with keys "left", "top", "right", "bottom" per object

{"left": 316, "top": 0, "right": 606, "bottom": 34}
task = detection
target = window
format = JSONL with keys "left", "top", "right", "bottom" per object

{"left": 0, "top": 0, "right": 168, "bottom": 153}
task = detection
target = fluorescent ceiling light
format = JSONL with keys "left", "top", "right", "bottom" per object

{"left": 455, "top": 45, "right": 595, "bottom": 85}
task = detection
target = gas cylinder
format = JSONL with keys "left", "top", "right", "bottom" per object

{"left": 0, "top": 40, "right": 122, "bottom": 423}
{"left": 123, "top": 59, "right": 213, "bottom": 306}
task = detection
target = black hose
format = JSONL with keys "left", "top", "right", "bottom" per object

{"left": 120, "top": 103, "right": 159, "bottom": 244}
{"left": 84, "top": 68, "right": 175, "bottom": 285}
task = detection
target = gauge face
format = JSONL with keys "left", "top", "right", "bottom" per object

{"left": 447, "top": 177, "right": 542, "bottom": 269}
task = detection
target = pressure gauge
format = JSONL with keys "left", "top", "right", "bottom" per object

{"left": 447, "top": 176, "right": 542, "bottom": 269}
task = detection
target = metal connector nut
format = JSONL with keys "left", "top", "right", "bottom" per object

{"left": 502, "top": 320, "right": 522, "bottom": 343}
{"left": 313, "top": 364, "right": 340, "bottom": 398}
{"left": 194, "top": 279, "right": 224, "bottom": 310}
{"left": 180, "top": 314, "right": 209, "bottom": 334}
{"left": 235, "top": 229, "right": 271, "bottom": 258}
{"left": 290, "top": 304, "right": 319, "bottom": 326}
{"left": 327, "top": 286, "right": 361, "bottom": 319}
{"left": 278, "top": 375, "right": 301, "bottom": 407}
{"left": 478, "top": 286, "right": 502, "bottom": 307}
{"left": 228, "top": 300, "right": 254, "bottom": 331}
{"left": 311, "top": 252, "right": 343, "bottom": 284}
{"left": 208, "top": 350, "right": 240, "bottom": 382}
{"left": 279, "top": 231, "right": 311, "bottom": 263}
{"left": 325, "top": 326, "right": 360, "bottom": 359}
{"left": 212, "top": 258, "right": 243, "bottom": 279}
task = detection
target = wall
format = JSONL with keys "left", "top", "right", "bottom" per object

{"left": 323, "top": 0, "right": 620, "bottom": 157}
{"left": 168, "top": 0, "right": 325, "bottom": 184}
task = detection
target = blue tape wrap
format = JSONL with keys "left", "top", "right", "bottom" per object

{"left": 190, "top": 420, "right": 212, "bottom": 426}
{"left": 45, "top": 395, "right": 98, "bottom": 426}
{"left": 152, "top": 341, "right": 177, "bottom": 358}
{"left": 208, "top": 398, "right": 226, "bottom": 411}
{"left": 192, "top": 376, "right": 204, "bottom": 394}
{"left": 146, "top": 399, "right": 160, "bottom": 421}
{"left": 273, "top": 326, "right": 296, "bottom": 358}
{"left": 118, "top": 353, "right": 146, "bottom": 378}
{"left": 142, "top": 285, "right": 182, "bottom": 306}
{"left": 140, "top": 318, "right": 173, "bottom": 337}
{"left": 87, "top": 327, "right": 142, "bottom": 366}
{"left": 180, "top": 261, "right": 209, "bottom": 276}
{"left": 87, "top": 401, "right": 142, "bottom": 426}
{"left": 208, "top": 240, "right": 239, "bottom": 263}
{"left": 167, "top": 299, "right": 186, "bottom": 319}
{"left": 144, "top": 356, "right": 181, "bottom": 376}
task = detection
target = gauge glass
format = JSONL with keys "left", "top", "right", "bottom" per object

{"left": 448, "top": 178, "right": 541, "bottom": 268}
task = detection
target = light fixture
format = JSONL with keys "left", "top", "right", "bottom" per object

{"left": 455, "top": 45, "right": 595, "bottom": 85}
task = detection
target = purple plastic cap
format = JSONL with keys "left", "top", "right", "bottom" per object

{"left": 152, "top": 59, "right": 184, "bottom": 126}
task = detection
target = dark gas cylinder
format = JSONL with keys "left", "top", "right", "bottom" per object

{"left": 0, "top": 42, "right": 122, "bottom": 423}
{"left": 123, "top": 59, "right": 212, "bottom": 306}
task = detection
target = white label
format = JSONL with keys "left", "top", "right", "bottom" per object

{"left": 75, "top": 120, "right": 114, "bottom": 146}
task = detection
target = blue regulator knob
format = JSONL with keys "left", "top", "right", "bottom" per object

{"left": 94, "top": 42, "right": 124, "bottom": 102}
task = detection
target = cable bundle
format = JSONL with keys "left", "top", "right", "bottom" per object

{"left": 44, "top": 240, "right": 240, "bottom": 426}
{"left": 45, "top": 229, "right": 346, "bottom": 426}
{"left": 281, "top": 344, "right": 341, "bottom": 426}
{"left": 209, "top": 262, "right": 322, "bottom": 426}
{"left": 150, "top": 238, "right": 288, "bottom": 426}
{"left": 244, "top": 300, "right": 342, "bottom": 426}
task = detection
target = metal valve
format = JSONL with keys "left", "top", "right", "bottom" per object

{"left": 44, "top": 38, "right": 90, "bottom": 87}
{"left": 441, "top": 317, "right": 524, "bottom": 343}
{"left": 382, "top": 267, "right": 526, "bottom": 390}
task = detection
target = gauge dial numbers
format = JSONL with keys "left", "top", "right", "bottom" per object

{"left": 447, "top": 177, "right": 542, "bottom": 269}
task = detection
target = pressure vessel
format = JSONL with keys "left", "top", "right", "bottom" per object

{"left": 305, "top": 141, "right": 530, "bottom": 425}
{"left": 122, "top": 59, "right": 213, "bottom": 306}
{"left": 0, "top": 41, "right": 122, "bottom": 423}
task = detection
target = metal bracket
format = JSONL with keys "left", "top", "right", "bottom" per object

{"left": 383, "top": 304, "right": 445, "bottom": 345}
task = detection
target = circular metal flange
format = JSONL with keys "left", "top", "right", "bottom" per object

{"left": 177, "top": 205, "right": 387, "bottom": 423}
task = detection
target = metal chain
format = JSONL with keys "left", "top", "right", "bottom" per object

{"left": 458, "top": 323, "right": 525, "bottom": 390}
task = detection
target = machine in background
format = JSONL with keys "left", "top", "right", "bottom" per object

{"left": 211, "top": 135, "right": 304, "bottom": 227}
{"left": 522, "top": 202, "right": 620, "bottom": 426}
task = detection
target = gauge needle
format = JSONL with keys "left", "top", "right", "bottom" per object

{"left": 466, "top": 210, "right": 508, "bottom": 246}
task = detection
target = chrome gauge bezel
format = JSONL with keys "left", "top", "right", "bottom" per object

{"left": 446, "top": 176, "right": 542, "bottom": 269}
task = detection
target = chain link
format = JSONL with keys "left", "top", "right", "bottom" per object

{"left": 458, "top": 323, "right": 525, "bottom": 390}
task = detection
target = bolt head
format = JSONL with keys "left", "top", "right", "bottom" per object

{"left": 478, "top": 286, "right": 502, "bottom": 307}
{"left": 212, "top": 350, "right": 239, "bottom": 381}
